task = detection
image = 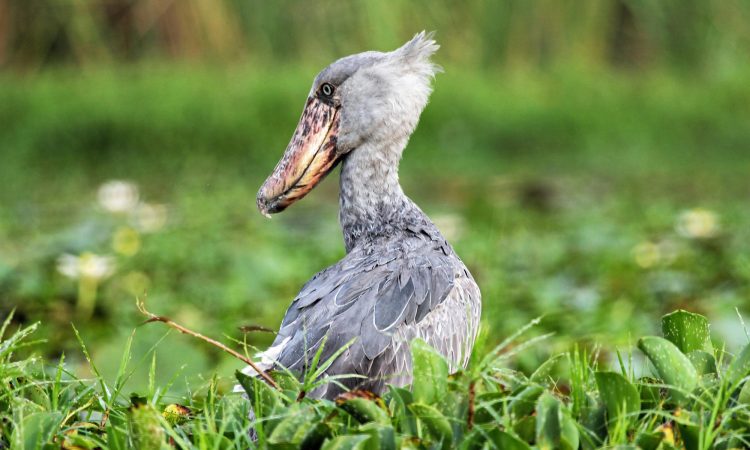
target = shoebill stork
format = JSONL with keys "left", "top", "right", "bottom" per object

{"left": 246, "top": 32, "right": 481, "bottom": 398}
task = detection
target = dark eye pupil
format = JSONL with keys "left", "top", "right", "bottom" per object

{"left": 321, "top": 83, "right": 333, "bottom": 96}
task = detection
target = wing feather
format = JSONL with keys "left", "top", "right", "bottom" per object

{"left": 266, "top": 235, "right": 478, "bottom": 396}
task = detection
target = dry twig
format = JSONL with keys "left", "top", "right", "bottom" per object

{"left": 136, "top": 297, "right": 280, "bottom": 390}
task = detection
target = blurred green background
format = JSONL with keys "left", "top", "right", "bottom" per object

{"left": 1, "top": 0, "right": 750, "bottom": 393}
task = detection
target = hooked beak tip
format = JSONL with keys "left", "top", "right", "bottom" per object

{"left": 256, "top": 195, "right": 273, "bottom": 219}
{"left": 255, "top": 192, "right": 271, "bottom": 219}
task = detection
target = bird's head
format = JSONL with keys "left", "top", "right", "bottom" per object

{"left": 256, "top": 31, "right": 441, "bottom": 217}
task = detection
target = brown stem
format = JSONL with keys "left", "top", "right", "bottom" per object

{"left": 467, "top": 380, "right": 476, "bottom": 430}
{"left": 136, "top": 297, "right": 280, "bottom": 390}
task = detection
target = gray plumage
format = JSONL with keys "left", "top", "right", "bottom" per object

{"left": 244, "top": 32, "right": 482, "bottom": 399}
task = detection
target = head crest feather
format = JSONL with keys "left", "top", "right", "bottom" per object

{"left": 392, "top": 31, "right": 442, "bottom": 77}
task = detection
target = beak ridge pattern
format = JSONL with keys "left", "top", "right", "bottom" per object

{"left": 257, "top": 97, "right": 340, "bottom": 215}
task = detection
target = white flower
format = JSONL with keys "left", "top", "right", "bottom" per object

{"left": 56, "top": 252, "right": 115, "bottom": 280}
{"left": 633, "top": 239, "right": 681, "bottom": 268}
{"left": 56, "top": 254, "right": 80, "bottom": 279}
{"left": 134, "top": 203, "right": 168, "bottom": 233}
{"left": 676, "top": 208, "right": 720, "bottom": 239}
{"left": 97, "top": 180, "right": 139, "bottom": 214}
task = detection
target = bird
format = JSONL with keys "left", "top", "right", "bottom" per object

{"left": 244, "top": 32, "right": 481, "bottom": 398}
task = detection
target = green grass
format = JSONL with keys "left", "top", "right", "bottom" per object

{"left": 4, "top": 309, "right": 750, "bottom": 448}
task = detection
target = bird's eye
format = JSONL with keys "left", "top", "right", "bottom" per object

{"left": 320, "top": 83, "right": 335, "bottom": 97}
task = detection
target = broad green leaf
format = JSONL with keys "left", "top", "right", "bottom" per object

{"left": 662, "top": 310, "right": 712, "bottom": 354}
{"left": 534, "top": 392, "right": 579, "bottom": 450}
{"left": 739, "top": 380, "right": 750, "bottom": 404}
{"left": 216, "top": 395, "right": 249, "bottom": 430}
{"left": 635, "top": 431, "right": 664, "bottom": 450}
{"left": 337, "top": 397, "right": 390, "bottom": 425}
{"left": 638, "top": 377, "right": 663, "bottom": 409}
{"left": 462, "top": 428, "right": 532, "bottom": 450}
{"left": 535, "top": 392, "right": 562, "bottom": 450}
{"left": 268, "top": 405, "right": 319, "bottom": 445}
{"left": 581, "top": 402, "right": 607, "bottom": 450}
{"left": 594, "top": 372, "right": 640, "bottom": 425}
{"left": 235, "top": 370, "right": 283, "bottom": 418}
{"left": 411, "top": 339, "right": 449, "bottom": 406}
{"left": 560, "top": 411, "right": 579, "bottom": 450}
{"left": 488, "top": 430, "right": 532, "bottom": 450}
{"left": 106, "top": 423, "right": 128, "bottom": 450}
{"left": 474, "top": 392, "right": 504, "bottom": 424}
{"left": 513, "top": 415, "right": 536, "bottom": 443}
{"left": 386, "top": 386, "right": 417, "bottom": 435}
{"left": 62, "top": 431, "right": 103, "bottom": 450}
{"left": 686, "top": 350, "right": 716, "bottom": 376}
{"left": 409, "top": 403, "right": 453, "bottom": 450}
{"left": 510, "top": 385, "right": 544, "bottom": 417}
{"left": 677, "top": 421, "right": 700, "bottom": 450}
{"left": 196, "top": 434, "right": 233, "bottom": 450}
{"left": 300, "top": 422, "right": 335, "bottom": 450}
{"left": 321, "top": 434, "right": 370, "bottom": 450}
{"left": 727, "top": 343, "right": 750, "bottom": 388}
{"left": 530, "top": 354, "right": 565, "bottom": 384}
{"left": 358, "top": 423, "right": 396, "bottom": 450}
{"left": 11, "top": 412, "right": 62, "bottom": 450}
{"left": 637, "top": 336, "right": 698, "bottom": 404}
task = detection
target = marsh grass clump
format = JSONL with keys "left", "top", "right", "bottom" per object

{"left": 3, "top": 309, "right": 750, "bottom": 448}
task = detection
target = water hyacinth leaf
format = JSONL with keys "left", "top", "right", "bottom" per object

{"left": 409, "top": 403, "right": 453, "bottom": 450}
{"left": 11, "top": 412, "right": 63, "bottom": 450}
{"left": 686, "top": 350, "right": 716, "bottom": 376}
{"left": 321, "top": 434, "right": 370, "bottom": 450}
{"left": 594, "top": 372, "right": 641, "bottom": 424}
{"left": 411, "top": 338, "right": 449, "bottom": 405}
{"left": 662, "top": 310, "right": 712, "bottom": 354}
{"left": 357, "top": 423, "right": 396, "bottom": 450}
{"left": 637, "top": 336, "right": 698, "bottom": 404}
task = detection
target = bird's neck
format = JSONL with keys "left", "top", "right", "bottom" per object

{"left": 339, "top": 137, "right": 419, "bottom": 252}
